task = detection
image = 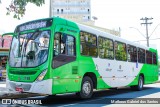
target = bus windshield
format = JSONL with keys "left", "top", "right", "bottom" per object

{"left": 9, "top": 30, "right": 50, "bottom": 67}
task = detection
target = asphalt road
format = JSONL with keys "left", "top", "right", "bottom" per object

{"left": 1, "top": 82, "right": 160, "bottom": 107}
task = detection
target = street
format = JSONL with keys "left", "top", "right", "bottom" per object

{"left": 0, "top": 81, "right": 160, "bottom": 107}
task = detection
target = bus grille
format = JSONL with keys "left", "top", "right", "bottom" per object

{"left": 10, "top": 71, "right": 37, "bottom": 75}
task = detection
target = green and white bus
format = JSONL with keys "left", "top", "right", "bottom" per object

{"left": 6, "top": 17, "right": 158, "bottom": 98}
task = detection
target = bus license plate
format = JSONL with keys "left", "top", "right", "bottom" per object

{"left": 15, "top": 87, "right": 23, "bottom": 92}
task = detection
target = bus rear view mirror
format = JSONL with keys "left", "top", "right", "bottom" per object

{"left": 27, "top": 51, "right": 35, "bottom": 60}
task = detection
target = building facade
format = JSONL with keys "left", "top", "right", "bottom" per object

{"left": 0, "top": 35, "right": 12, "bottom": 80}
{"left": 50, "top": 0, "right": 94, "bottom": 25}
{"left": 49, "top": 0, "right": 120, "bottom": 36}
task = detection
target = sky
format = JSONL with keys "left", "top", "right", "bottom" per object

{"left": 1, "top": 0, "right": 160, "bottom": 52}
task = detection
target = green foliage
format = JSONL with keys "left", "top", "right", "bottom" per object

{"left": 5, "top": 0, "right": 45, "bottom": 20}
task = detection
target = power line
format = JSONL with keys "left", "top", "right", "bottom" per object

{"left": 134, "top": 38, "right": 160, "bottom": 42}
{"left": 149, "top": 23, "right": 160, "bottom": 38}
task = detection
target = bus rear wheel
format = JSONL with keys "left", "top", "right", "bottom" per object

{"left": 131, "top": 75, "right": 144, "bottom": 91}
{"left": 77, "top": 76, "right": 93, "bottom": 99}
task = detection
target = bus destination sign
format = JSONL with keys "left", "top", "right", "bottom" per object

{"left": 15, "top": 19, "right": 53, "bottom": 32}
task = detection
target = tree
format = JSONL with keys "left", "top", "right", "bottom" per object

{"left": 1, "top": 0, "right": 45, "bottom": 20}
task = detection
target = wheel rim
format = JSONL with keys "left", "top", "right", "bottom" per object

{"left": 82, "top": 81, "right": 91, "bottom": 96}
{"left": 139, "top": 78, "right": 143, "bottom": 89}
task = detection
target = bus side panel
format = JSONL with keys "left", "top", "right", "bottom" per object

{"left": 52, "top": 61, "right": 81, "bottom": 94}
{"left": 142, "top": 64, "right": 158, "bottom": 84}
{"left": 93, "top": 58, "right": 144, "bottom": 88}
{"left": 78, "top": 56, "right": 111, "bottom": 90}
{"left": 52, "top": 23, "right": 81, "bottom": 94}
{"left": 128, "top": 63, "right": 158, "bottom": 86}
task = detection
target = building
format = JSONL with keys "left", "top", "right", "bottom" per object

{"left": 0, "top": 35, "right": 12, "bottom": 80}
{"left": 50, "top": 0, "right": 94, "bottom": 25}
{"left": 49, "top": 0, "right": 120, "bottom": 36}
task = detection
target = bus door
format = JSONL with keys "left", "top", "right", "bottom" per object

{"left": 52, "top": 25, "right": 80, "bottom": 93}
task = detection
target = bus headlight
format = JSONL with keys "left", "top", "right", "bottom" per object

{"left": 36, "top": 69, "right": 47, "bottom": 82}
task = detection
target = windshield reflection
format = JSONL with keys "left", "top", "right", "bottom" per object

{"left": 9, "top": 30, "right": 50, "bottom": 67}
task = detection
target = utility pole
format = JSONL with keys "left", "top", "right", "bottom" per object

{"left": 140, "top": 17, "right": 153, "bottom": 47}
{"left": 49, "top": 0, "right": 52, "bottom": 17}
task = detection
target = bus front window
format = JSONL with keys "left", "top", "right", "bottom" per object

{"left": 9, "top": 30, "right": 50, "bottom": 67}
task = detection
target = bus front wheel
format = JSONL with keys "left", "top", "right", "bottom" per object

{"left": 77, "top": 76, "right": 93, "bottom": 99}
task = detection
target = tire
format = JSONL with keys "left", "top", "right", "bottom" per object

{"left": 131, "top": 75, "right": 144, "bottom": 91}
{"left": 77, "top": 76, "right": 93, "bottom": 99}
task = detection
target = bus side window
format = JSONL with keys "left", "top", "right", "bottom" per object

{"left": 153, "top": 52, "right": 157, "bottom": 65}
{"left": 80, "top": 31, "right": 97, "bottom": 57}
{"left": 127, "top": 45, "right": 137, "bottom": 62}
{"left": 54, "top": 33, "right": 76, "bottom": 56}
{"left": 98, "top": 36, "right": 114, "bottom": 59}
{"left": 65, "top": 35, "right": 76, "bottom": 56}
{"left": 115, "top": 41, "right": 127, "bottom": 61}
{"left": 54, "top": 33, "right": 61, "bottom": 56}
{"left": 138, "top": 48, "right": 145, "bottom": 63}
{"left": 146, "top": 51, "right": 152, "bottom": 64}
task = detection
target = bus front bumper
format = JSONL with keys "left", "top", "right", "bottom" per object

{"left": 6, "top": 79, "right": 52, "bottom": 95}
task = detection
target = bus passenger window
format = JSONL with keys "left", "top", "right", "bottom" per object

{"left": 54, "top": 33, "right": 61, "bottom": 56}
{"left": 146, "top": 51, "right": 152, "bottom": 64}
{"left": 138, "top": 48, "right": 145, "bottom": 63}
{"left": 65, "top": 36, "right": 75, "bottom": 56}
{"left": 98, "top": 36, "right": 114, "bottom": 59}
{"left": 80, "top": 31, "right": 97, "bottom": 57}
{"left": 127, "top": 45, "right": 137, "bottom": 62}
{"left": 153, "top": 52, "right": 157, "bottom": 65}
{"left": 115, "top": 41, "right": 127, "bottom": 61}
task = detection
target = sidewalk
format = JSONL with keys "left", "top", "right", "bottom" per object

{"left": 0, "top": 81, "right": 18, "bottom": 98}
{"left": 0, "top": 83, "right": 7, "bottom": 96}
{"left": 0, "top": 82, "right": 41, "bottom": 99}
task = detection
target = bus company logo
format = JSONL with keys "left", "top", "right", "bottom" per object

{"left": 106, "top": 68, "right": 112, "bottom": 72}
{"left": 119, "top": 65, "right": 122, "bottom": 69}
{"left": 108, "top": 63, "right": 110, "bottom": 67}
{"left": 117, "top": 65, "right": 123, "bottom": 72}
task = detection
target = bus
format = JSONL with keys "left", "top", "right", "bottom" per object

{"left": 6, "top": 17, "right": 159, "bottom": 99}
